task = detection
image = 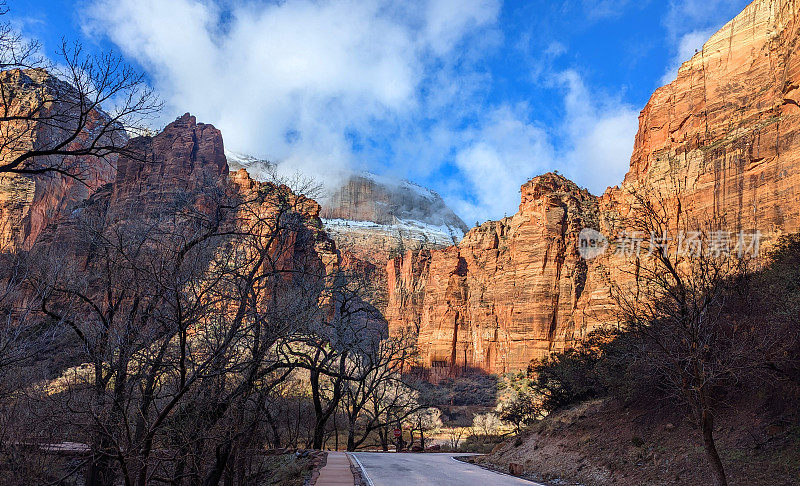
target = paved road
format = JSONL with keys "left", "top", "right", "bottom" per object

{"left": 350, "top": 453, "right": 541, "bottom": 486}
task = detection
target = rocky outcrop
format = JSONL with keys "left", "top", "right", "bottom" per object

{"left": 110, "top": 113, "right": 227, "bottom": 214}
{"left": 222, "top": 155, "right": 468, "bottom": 267}
{"left": 387, "top": 174, "right": 603, "bottom": 373}
{"left": 322, "top": 174, "right": 467, "bottom": 231}
{"left": 387, "top": 0, "right": 800, "bottom": 373}
{"left": 3, "top": 104, "right": 342, "bottom": 306}
{"left": 619, "top": 0, "right": 800, "bottom": 237}
{"left": 0, "top": 69, "right": 120, "bottom": 252}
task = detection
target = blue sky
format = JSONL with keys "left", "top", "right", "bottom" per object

{"left": 8, "top": 0, "right": 751, "bottom": 223}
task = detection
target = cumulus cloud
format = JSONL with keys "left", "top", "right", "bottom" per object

{"left": 81, "top": 0, "right": 638, "bottom": 225}
{"left": 451, "top": 105, "right": 553, "bottom": 221}
{"left": 84, "top": 0, "right": 500, "bottom": 190}
{"left": 449, "top": 70, "right": 639, "bottom": 224}
{"left": 558, "top": 70, "right": 639, "bottom": 195}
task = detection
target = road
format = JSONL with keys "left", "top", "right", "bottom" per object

{"left": 350, "top": 453, "right": 541, "bottom": 486}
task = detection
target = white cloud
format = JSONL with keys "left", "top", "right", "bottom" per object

{"left": 448, "top": 70, "right": 639, "bottom": 224}
{"left": 566, "top": 111, "right": 639, "bottom": 191}
{"left": 422, "top": 0, "right": 500, "bottom": 56}
{"left": 84, "top": 0, "right": 500, "bottom": 190}
{"left": 558, "top": 70, "right": 639, "bottom": 195}
{"left": 82, "top": 0, "right": 638, "bottom": 225}
{"left": 544, "top": 41, "right": 567, "bottom": 57}
{"left": 451, "top": 105, "right": 553, "bottom": 222}
{"left": 660, "top": 28, "right": 714, "bottom": 84}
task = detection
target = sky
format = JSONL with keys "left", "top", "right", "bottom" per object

{"left": 7, "top": 0, "right": 752, "bottom": 224}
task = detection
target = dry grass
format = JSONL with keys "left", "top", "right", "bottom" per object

{"left": 476, "top": 398, "right": 800, "bottom": 485}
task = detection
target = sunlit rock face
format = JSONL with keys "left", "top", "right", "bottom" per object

{"left": 619, "top": 0, "right": 800, "bottom": 236}
{"left": 386, "top": 174, "right": 601, "bottom": 373}
{"left": 109, "top": 113, "right": 228, "bottom": 216}
{"left": 0, "top": 69, "right": 122, "bottom": 252}
{"left": 387, "top": 0, "right": 800, "bottom": 373}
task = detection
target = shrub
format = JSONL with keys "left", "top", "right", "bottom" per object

{"left": 498, "top": 390, "right": 540, "bottom": 433}
{"left": 472, "top": 412, "right": 503, "bottom": 436}
{"left": 529, "top": 330, "right": 616, "bottom": 412}
{"left": 459, "top": 433, "right": 505, "bottom": 453}
{"left": 415, "top": 371, "right": 498, "bottom": 407}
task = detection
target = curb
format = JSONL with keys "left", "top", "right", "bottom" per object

{"left": 347, "top": 453, "right": 375, "bottom": 486}
{"left": 450, "top": 455, "right": 545, "bottom": 485}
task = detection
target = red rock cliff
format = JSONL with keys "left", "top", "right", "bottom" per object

{"left": 388, "top": 0, "right": 800, "bottom": 373}
{"left": 3, "top": 104, "right": 340, "bottom": 294}
{"left": 618, "top": 0, "right": 800, "bottom": 235}
{"left": 0, "top": 69, "right": 121, "bottom": 252}
{"left": 387, "top": 174, "right": 602, "bottom": 373}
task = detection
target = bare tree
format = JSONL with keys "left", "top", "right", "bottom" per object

{"left": 0, "top": 4, "right": 160, "bottom": 179}
{"left": 0, "top": 1, "right": 41, "bottom": 72}
{"left": 275, "top": 264, "right": 387, "bottom": 450}
{"left": 340, "top": 329, "right": 418, "bottom": 451}
{"left": 408, "top": 407, "right": 441, "bottom": 451}
{"left": 19, "top": 139, "right": 340, "bottom": 484}
{"left": 612, "top": 184, "right": 755, "bottom": 486}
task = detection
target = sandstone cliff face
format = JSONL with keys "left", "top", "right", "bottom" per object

{"left": 112, "top": 113, "right": 227, "bottom": 208}
{"left": 387, "top": 174, "right": 602, "bottom": 373}
{"left": 388, "top": 0, "right": 800, "bottom": 373}
{"left": 1, "top": 102, "right": 341, "bottom": 302}
{"left": 0, "top": 69, "right": 120, "bottom": 252}
{"left": 618, "top": 0, "right": 800, "bottom": 237}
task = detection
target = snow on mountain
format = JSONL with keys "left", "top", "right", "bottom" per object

{"left": 225, "top": 151, "right": 468, "bottom": 256}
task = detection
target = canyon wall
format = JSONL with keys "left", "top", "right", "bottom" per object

{"left": 388, "top": 0, "right": 800, "bottom": 373}
{"left": 1, "top": 107, "right": 341, "bottom": 301}
{"left": 0, "top": 69, "right": 121, "bottom": 252}
{"left": 620, "top": 0, "right": 800, "bottom": 234}
{"left": 386, "top": 174, "right": 613, "bottom": 373}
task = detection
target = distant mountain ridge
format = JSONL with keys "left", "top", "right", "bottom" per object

{"left": 224, "top": 151, "right": 469, "bottom": 262}
{"left": 320, "top": 172, "right": 466, "bottom": 229}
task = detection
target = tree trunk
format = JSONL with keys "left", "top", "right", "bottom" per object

{"left": 378, "top": 429, "right": 388, "bottom": 452}
{"left": 347, "top": 426, "right": 356, "bottom": 452}
{"left": 312, "top": 423, "right": 325, "bottom": 450}
{"left": 203, "top": 441, "right": 232, "bottom": 486}
{"left": 85, "top": 444, "right": 115, "bottom": 486}
{"left": 333, "top": 412, "right": 339, "bottom": 451}
{"left": 86, "top": 365, "right": 116, "bottom": 486}
{"left": 701, "top": 411, "right": 728, "bottom": 486}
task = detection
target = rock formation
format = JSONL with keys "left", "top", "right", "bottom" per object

{"left": 1, "top": 106, "right": 341, "bottom": 309}
{"left": 222, "top": 154, "right": 468, "bottom": 269}
{"left": 387, "top": 0, "right": 800, "bottom": 373}
{"left": 0, "top": 69, "right": 121, "bottom": 252}
{"left": 386, "top": 174, "right": 606, "bottom": 373}
{"left": 620, "top": 0, "right": 800, "bottom": 236}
